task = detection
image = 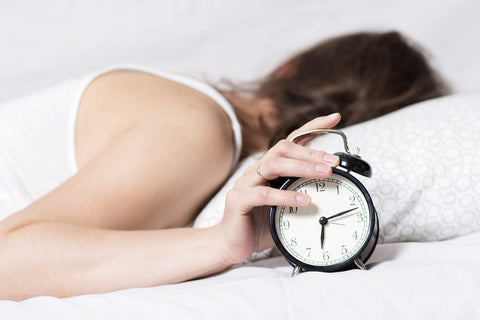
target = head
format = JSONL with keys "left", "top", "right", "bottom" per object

{"left": 253, "top": 31, "right": 449, "bottom": 148}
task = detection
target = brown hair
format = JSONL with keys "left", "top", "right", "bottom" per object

{"left": 238, "top": 31, "right": 449, "bottom": 152}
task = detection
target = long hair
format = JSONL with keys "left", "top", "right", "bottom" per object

{"left": 234, "top": 31, "right": 449, "bottom": 155}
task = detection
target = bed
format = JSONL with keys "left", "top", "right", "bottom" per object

{"left": 1, "top": 1, "right": 480, "bottom": 319}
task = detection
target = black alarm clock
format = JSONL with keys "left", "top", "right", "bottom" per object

{"left": 269, "top": 129, "right": 379, "bottom": 276}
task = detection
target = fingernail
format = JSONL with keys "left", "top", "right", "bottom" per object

{"left": 326, "top": 113, "right": 340, "bottom": 119}
{"left": 296, "top": 194, "right": 310, "bottom": 205}
{"left": 323, "top": 154, "right": 339, "bottom": 166}
{"left": 315, "top": 163, "right": 331, "bottom": 173}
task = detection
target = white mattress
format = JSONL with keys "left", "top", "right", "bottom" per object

{"left": 1, "top": 231, "right": 479, "bottom": 319}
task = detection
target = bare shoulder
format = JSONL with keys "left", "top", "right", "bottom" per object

{"left": 136, "top": 73, "right": 236, "bottom": 173}
{"left": 1, "top": 70, "right": 237, "bottom": 233}
{"left": 139, "top": 99, "right": 235, "bottom": 179}
{"left": 77, "top": 69, "right": 235, "bottom": 171}
{"left": 78, "top": 69, "right": 237, "bottom": 225}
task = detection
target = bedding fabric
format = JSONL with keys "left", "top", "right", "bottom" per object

{"left": 1, "top": 231, "right": 479, "bottom": 319}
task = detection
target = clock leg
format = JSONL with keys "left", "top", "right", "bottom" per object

{"left": 354, "top": 258, "right": 367, "bottom": 270}
{"left": 291, "top": 266, "right": 301, "bottom": 277}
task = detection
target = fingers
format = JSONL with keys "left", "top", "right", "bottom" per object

{"left": 235, "top": 140, "right": 339, "bottom": 187}
{"left": 255, "top": 112, "right": 341, "bottom": 181}
{"left": 226, "top": 186, "right": 311, "bottom": 215}
{"left": 262, "top": 156, "right": 333, "bottom": 180}
{"left": 230, "top": 113, "right": 342, "bottom": 212}
{"left": 271, "top": 139, "right": 337, "bottom": 164}
{"left": 286, "top": 113, "right": 341, "bottom": 145}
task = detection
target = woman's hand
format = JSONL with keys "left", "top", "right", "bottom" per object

{"left": 214, "top": 113, "right": 341, "bottom": 265}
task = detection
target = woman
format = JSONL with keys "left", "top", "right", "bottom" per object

{"left": 0, "top": 31, "right": 447, "bottom": 300}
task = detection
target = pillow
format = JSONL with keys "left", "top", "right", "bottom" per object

{"left": 194, "top": 94, "right": 480, "bottom": 243}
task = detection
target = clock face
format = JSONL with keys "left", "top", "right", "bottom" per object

{"left": 272, "top": 171, "right": 374, "bottom": 269}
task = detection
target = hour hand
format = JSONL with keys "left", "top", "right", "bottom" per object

{"left": 320, "top": 224, "right": 325, "bottom": 249}
{"left": 326, "top": 207, "right": 358, "bottom": 220}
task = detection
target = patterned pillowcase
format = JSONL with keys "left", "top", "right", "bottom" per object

{"left": 194, "top": 94, "right": 480, "bottom": 243}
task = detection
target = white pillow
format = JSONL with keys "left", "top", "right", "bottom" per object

{"left": 194, "top": 94, "right": 480, "bottom": 243}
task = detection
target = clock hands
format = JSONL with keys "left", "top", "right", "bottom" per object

{"left": 318, "top": 207, "right": 358, "bottom": 249}
{"left": 326, "top": 207, "right": 358, "bottom": 221}
{"left": 320, "top": 224, "right": 325, "bottom": 249}
{"left": 319, "top": 217, "right": 327, "bottom": 249}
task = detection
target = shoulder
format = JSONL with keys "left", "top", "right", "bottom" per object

{"left": 3, "top": 70, "right": 239, "bottom": 231}
{"left": 78, "top": 69, "right": 237, "bottom": 172}
{"left": 136, "top": 73, "right": 236, "bottom": 169}
{"left": 109, "top": 70, "right": 237, "bottom": 179}
{"left": 138, "top": 104, "right": 235, "bottom": 173}
{"left": 83, "top": 104, "right": 235, "bottom": 228}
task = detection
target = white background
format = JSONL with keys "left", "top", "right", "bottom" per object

{"left": 1, "top": 0, "right": 479, "bottom": 103}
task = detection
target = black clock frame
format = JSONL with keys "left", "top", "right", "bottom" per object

{"left": 269, "top": 167, "right": 379, "bottom": 272}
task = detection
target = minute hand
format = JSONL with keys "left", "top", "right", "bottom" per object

{"left": 326, "top": 207, "right": 358, "bottom": 221}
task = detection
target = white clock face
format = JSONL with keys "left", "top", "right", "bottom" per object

{"left": 274, "top": 173, "right": 372, "bottom": 267}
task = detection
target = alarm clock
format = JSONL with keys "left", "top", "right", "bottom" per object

{"left": 269, "top": 129, "right": 379, "bottom": 276}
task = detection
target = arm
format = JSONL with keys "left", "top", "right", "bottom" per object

{"left": 0, "top": 110, "right": 233, "bottom": 300}
{"left": 0, "top": 113, "right": 341, "bottom": 301}
{"left": 0, "top": 223, "right": 226, "bottom": 300}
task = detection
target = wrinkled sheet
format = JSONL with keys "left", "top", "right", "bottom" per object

{"left": 2, "top": 231, "right": 479, "bottom": 319}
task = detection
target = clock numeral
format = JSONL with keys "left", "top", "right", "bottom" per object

{"left": 315, "top": 182, "right": 325, "bottom": 192}
{"left": 356, "top": 213, "right": 364, "bottom": 223}
{"left": 289, "top": 207, "right": 298, "bottom": 214}
{"left": 323, "top": 251, "right": 330, "bottom": 261}
{"left": 282, "top": 220, "right": 290, "bottom": 230}
{"left": 290, "top": 237, "right": 297, "bottom": 247}
{"left": 305, "top": 247, "right": 312, "bottom": 257}
{"left": 349, "top": 196, "right": 356, "bottom": 206}
{"left": 336, "top": 186, "right": 340, "bottom": 195}
{"left": 341, "top": 245, "right": 348, "bottom": 255}
{"left": 352, "top": 231, "right": 358, "bottom": 240}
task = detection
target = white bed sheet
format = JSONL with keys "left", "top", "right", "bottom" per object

{"left": 1, "top": 231, "right": 479, "bottom": 319}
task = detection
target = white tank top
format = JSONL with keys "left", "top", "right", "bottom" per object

{"left": 0, "top": 65, "right": 242, "bottom": 220}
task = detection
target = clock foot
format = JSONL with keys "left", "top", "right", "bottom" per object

{"left": 291, "top": 266, "right": 301, "bottom": 277}
{"left": 354, "top": 258, "right": 367, "bottom": 270}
